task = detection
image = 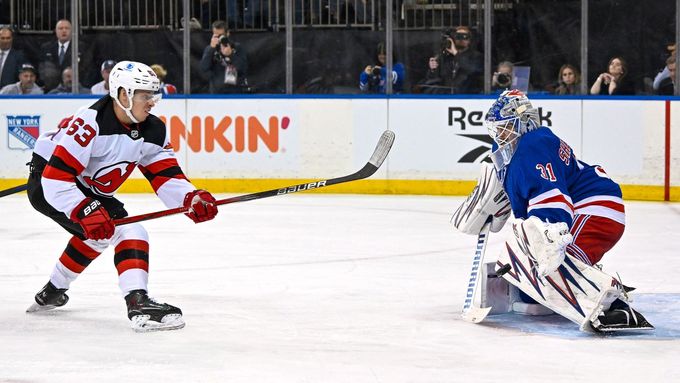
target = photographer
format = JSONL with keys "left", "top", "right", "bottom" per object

{"left": 492, "top": 61, "right": 514, "bottom": 93}
{"left": 199, "top": 35, "right": 249, "bottom": 94}
{"left": 358, "top": 42, "right": 405, "bottom": 94}
{"left": 419, "top": 26, "right": 482, "bottom": 94}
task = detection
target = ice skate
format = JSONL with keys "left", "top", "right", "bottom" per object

{"left": 26, "top": 282, "right": 69, "bottom": 313}
{"left": 591, "top": 300, "right": 654, "bottom": 332}
{"left": 125, "top": 290, "right": 185, "bottom": 332}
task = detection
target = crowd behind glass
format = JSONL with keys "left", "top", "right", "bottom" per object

{"left": 0, "top": 1, "right": 676, "bottom": 97}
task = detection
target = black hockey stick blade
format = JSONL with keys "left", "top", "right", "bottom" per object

{"left": 115, "top": 130, "right": 396, "bottom": 226}
{"left": 0, "top": 183, "right": 28, "bottom": 198}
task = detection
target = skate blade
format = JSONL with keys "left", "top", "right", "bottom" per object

{"left": 595, "top": 324, "right": 655, "bottom": 333}
{"left": 130, "top": 314, "right": 185, "bottom": 333}
{"left": 26, "top": 302, "right": 60, "bottom": 313}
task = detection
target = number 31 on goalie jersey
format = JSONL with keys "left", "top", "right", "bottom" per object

{"left": 63, "top": 117, "right": 96, "bottom": 147}
{"left": 536, "top": 163, "right": 557, "bottom": 182}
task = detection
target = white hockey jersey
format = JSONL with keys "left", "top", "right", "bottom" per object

{"left": 34, "top": 96, "right": 195, "bottom": 218}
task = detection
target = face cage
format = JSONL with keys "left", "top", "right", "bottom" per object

{"left": 486, "top": 117, "right": 520, "bottom": 147}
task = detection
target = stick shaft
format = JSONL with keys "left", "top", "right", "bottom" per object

{"left": 114, "top": 130, "right": 395, "bottom": 226}
{"left": 0, "top": 183, "right": 27, "bottom": 198}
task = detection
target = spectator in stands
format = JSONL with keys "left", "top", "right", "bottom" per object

{"left": 553, "top": 64, "right": 581, "bottom": 95}
{"left": 653, "top": 43, "right": 676, "bottom": 93}
{"left": 200, "top": 35, "right": 249, "bottom": 94}
{"left": 38, "top": 19, "right": 91, "bottom": 92}
{"left": 0, "top": 27, "right": 28, "bottom": 89}
{"left": 150, "top": 64, "right": 178, "bottom": 94}
{"left": 656, "top": 55, "right": 676, "bottom": 95}
{"left": 589, "top": 56, "right": 634, "bottom": 95}
{"left": 47, "top": 67, "right": 90, "bottom": 94}
{"left": 359, "top": 42, "right": 405, "bottom": 94}
{"left": 0, "top": 63, "right": 43, "bottom": 95}
{"left": 90, "top": 60, "right": 116, "bottom": 95}
{"left": 419, "top": 26, "right": 482, "bottom": 94}
{"left": 492, "top": 61, "right": 514, "bottom": 93}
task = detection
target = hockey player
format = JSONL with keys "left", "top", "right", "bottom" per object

{"left": 452, "top": 89, "right": 653, "bottom": 332}
{"left": 25, "top": 61, "right": 218, "bottom": 332}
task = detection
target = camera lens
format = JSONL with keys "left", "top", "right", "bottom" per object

{"left": 372, "top": 67, "right": 381, "bottom": 76}
{"left": 497, "top": 73, "right": 511, "bottom": 87}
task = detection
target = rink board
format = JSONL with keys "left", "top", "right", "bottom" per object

{"left": 0, "top": 96, "right": 677, "bottom": 200}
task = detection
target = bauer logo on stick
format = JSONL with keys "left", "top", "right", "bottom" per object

{"left": 7, "top": 115, "right": 40, "bottom": 150}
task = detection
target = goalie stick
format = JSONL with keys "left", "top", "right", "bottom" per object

{"left": 114, "top": 130, "right": 396, "bottom": 226}
{"left": 461, "top": 215, "right": 493, "bottom": 323}
{"left": 0, "top": 183, "right": 27, "bottom": 198}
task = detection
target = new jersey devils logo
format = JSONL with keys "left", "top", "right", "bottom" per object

{"left": 83, "top": 161, "right": 136, "bottom": 196}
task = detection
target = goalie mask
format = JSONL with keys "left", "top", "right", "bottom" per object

{"left": 108, "top": 61, "right": 162, "bottom": 123}
{"left": 485, "top": 89, "right": 539, "bottom": 173}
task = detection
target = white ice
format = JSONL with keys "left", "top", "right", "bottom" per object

{"left": 1, "top": 193, "right": 679, "bottom": 382}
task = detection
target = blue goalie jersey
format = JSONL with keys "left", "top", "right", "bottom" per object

{"left": 502, "top": 127, "right": 625, "bottom": 228}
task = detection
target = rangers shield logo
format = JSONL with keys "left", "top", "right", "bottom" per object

{"left": 7, "top": 115, "right": 40, "bottom": 150}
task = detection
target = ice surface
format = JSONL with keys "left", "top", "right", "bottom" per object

{"left": 1, "top": 193, "right": 679, "bottom": 382}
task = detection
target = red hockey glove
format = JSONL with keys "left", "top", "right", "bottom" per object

{"left": 71, "top": 198, "right": 115, "bottom": 240}
{"left": 183, "top": 189, "right": 218, "bottom": 223}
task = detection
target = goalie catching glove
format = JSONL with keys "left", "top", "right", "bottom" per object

{"left": 451, "top": 162, "right": 511, "bottom": 234}
{"left": 511, "top": 216, "right": 573, "bottom": 277}
{"left": 183, "top": 189, "right": 218, "bottom": 223}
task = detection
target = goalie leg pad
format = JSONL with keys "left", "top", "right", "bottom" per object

{"left": 495, "top": 233, "right": 626, "bottom": 332}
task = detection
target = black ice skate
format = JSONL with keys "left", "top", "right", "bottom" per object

{"left": 125, "top": 290, "right": 185, "bottom": 332}
{"left": 26, "top": 281, "right": 69, "bottom": 313}
{"left": 591, "top": 300, "right": 654, "bottom": 332}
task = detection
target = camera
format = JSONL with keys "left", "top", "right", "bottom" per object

{"left": 496, "top": 72, "right": 512, "bottom": 87}
{"left": 441, "top": 30, "right": 453, "bottom": 51}
{"left": 367, "top": 66, "right": 382, "bottom": 92}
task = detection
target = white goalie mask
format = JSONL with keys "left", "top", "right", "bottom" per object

{"left": 108, "top": 61, "right": 162, "bottom": 123}
{"left": 484, "top": 89, "right": 540, "bottom": 173}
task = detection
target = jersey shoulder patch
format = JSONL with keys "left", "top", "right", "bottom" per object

{"left": 140, "top": 114, "right": 168, "bottom": 147}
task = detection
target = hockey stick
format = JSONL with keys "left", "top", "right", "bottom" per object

{"left": 461, "top": 215, "right": 493, "bottom": 323}
{"left": 0, "top": 183, "right": 28, "bottom": 198}
{"left": 114, "top": 130, "right": 396, "bottom": 226}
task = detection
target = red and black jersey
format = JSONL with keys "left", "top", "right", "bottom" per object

{"left": 33, "top": 95, "right": 195, "bottom": 218}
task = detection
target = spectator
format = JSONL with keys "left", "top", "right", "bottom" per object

{"left": 150, "top": 64, "right": 178, "bottom": 94}
{"left": 653, "top": 43, "right": 676, "bottom": 92}
{"left": 47, "top": 67, "right": 90, "bottom": 94}
{"left": 0, "top": 63, "right": 43, "bottom": 95}
{"left": 200, "top": 36, "right": 249, "bottom": 94}
{"left": 90, "top": 60, "right": 116, "bottom": 95}
{"left": 0, "top": 27, "right": 28, "bottom": 89}
{"left": 554, "top": 64, "right": 581, "bottom": 95}
{"left": 419, "top": 26, "right": 482, "bottom": 94}
{"left": 656, "top": 55, "right": 676, "bottom": 95}
{"left": 38, "top": 19, "right": 91, "bottom": 92}
{"left": 359, "top": 42, "right": 405, "bottom": 94}
{"left": 589, "top": 56, "right": 634, "bottom": 95}
{"left": 492, "top": 61, "right": 514, "bottom": 93}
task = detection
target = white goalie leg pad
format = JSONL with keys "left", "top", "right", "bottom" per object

{"left": 495, "top": 235, "right": 625, "bottom": 332}
{"left": 451, "top": 162, "right": 511, "bottom": 235}
{"left": 512, "top": 216, "right": 573, "bottom": 277}
{"left": 478, "top": 262, "right": 553, "bottom": 316}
